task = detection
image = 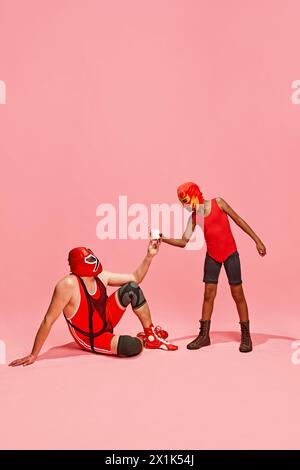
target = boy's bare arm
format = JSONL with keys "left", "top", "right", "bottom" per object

{"left": 162, "top": 213, "right": 196, "bottom": 247}
{"left": 217, "top": 198, "right": 266, "bottom": 256}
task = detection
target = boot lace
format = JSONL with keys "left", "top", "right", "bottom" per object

{"left": 241, "top": 324, "right": 250, "bottom": 341}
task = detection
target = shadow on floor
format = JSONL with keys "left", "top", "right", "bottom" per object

{"left": 37, "top": 342, "right": 91, "bottom": 361}
{"left": 38, "top": 331, "right": 297, "bottom": 361}
{"left": 37, "top": 341, "right": 133, "bottom": 361}
{"left": 172, "top": 331, "right": 297, "bottom": 347}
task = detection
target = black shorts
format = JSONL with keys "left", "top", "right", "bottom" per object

{"left": 203, "top": 251, "right": 242, "bottom": 285}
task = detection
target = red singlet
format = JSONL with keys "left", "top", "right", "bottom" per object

{"left": 64, "top": 276, "right": 126, "bottom": 354}
{"left": 204, "top": 198, "right": 237, "bottom": 263}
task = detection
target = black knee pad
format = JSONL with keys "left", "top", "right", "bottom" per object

{"left": 117, "top": 282, "right": 146, "bottom": 309}
{"left": 117, "top": 335, "right": 143, "bottom": 357}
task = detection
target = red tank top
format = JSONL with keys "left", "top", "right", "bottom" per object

{"left": 204, "top": 198, "right": 237, "bottom": 263}
{"left": 64, "top": 275, "right": 112, "bottom": 351}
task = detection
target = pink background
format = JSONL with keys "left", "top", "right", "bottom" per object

{"left": 0, "top": 0, "right": 299, "bottom": 449}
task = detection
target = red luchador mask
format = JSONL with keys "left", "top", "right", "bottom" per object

{"left": 68, "top": 247, "right": 103, "bottom": 277}
{"left": 177, "top": 182, "right": 204, "bottom": 210}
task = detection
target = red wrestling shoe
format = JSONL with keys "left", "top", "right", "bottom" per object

{"left": 137, "top": 325, "right": 168, "bottom": 342}
{"left": 143, "top": 324, "right": 178, "bottom": 351}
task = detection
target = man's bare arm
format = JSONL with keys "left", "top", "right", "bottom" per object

{"left": 217, "top": 198, "right": 266, "bottom": 256}
{"left": 106, "top": 239, "right": 160, "bottom": 287}
{"left": 9, "top": 278, "right": 73, "bottom": 367}
{"left": 162, "top": 213, "right": 196, "bottom": 248}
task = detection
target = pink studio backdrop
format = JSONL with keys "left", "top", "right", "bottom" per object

{"left": 0, "top": 0, "right": 299, "bottom": 450}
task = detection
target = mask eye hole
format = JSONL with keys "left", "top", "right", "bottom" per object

{"left": 85, "top": 255, "right": 97, "bottom": 264}
{"left": 84, "top": 254, "right": 100, "bottom": 272}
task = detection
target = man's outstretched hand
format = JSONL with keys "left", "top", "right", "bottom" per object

{"left": 147, "top": 239, "right": 161, "bottom": 257}
{"left": 9, "top": 354, "right": 37, "bottom": 367}
{"left": 256, "top": 240, "right": 266, "bottom": 256}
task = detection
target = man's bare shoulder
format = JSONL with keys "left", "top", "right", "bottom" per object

{"left": 55, "top": 274, "right": 78, "bottom": 293}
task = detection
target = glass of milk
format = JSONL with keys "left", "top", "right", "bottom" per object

{"left": 150, "top": 229, "right": 161, "bottom": 240}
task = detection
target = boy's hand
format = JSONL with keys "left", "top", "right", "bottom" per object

{"left": 147, "top": 239, "right": 161, "bottom": 257}
{"left": 9, "top": 353, "right": 37, "bottom": 367}
{"left": 256, "top": 241, "right": 266, "bottom": 256}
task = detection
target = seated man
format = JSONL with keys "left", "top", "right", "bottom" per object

{"left": 10, "top": 240, "right": 177, "bottom": 367}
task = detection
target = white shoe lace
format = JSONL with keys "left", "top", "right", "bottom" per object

{"left": 154, "top": 325, "right": 163, "bottom": 336}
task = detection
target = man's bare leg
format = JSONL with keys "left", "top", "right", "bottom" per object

{"left": 114, "top": 291, "right": 153, "bottom": 328}
{"left": 111, "top": 335, "right": 120, "bottom": 355}
{"left": 133, "top": 303, "right": 153, "bottom": 328}
{"left": 114, "top": 288, "right": 178, "bottom": 351}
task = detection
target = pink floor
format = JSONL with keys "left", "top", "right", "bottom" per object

{"left": 1, "top": 305, "right": 299, "bottom": 450}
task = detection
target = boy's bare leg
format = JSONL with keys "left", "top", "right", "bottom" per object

{"left": 230, "top": 284, "right": 252, "bottom": 352}
{"left": 201, "top": 283, "right": 217, "bottom": 321}
{"left": 230, "top": 284, "right": 249, "bottom": 322}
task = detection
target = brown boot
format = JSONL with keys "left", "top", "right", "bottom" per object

{"left": 187, "top": 320, "right": 211, "bottom": 350}
{"left": 239, "top": 321, "right": 253, "bottom": 353}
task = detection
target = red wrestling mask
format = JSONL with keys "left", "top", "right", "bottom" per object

{"left": 68, "top": 247, "right": 103, "bottom": 277}
{"left": 177, "top": 182, "right": 204, "bottom": 210}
